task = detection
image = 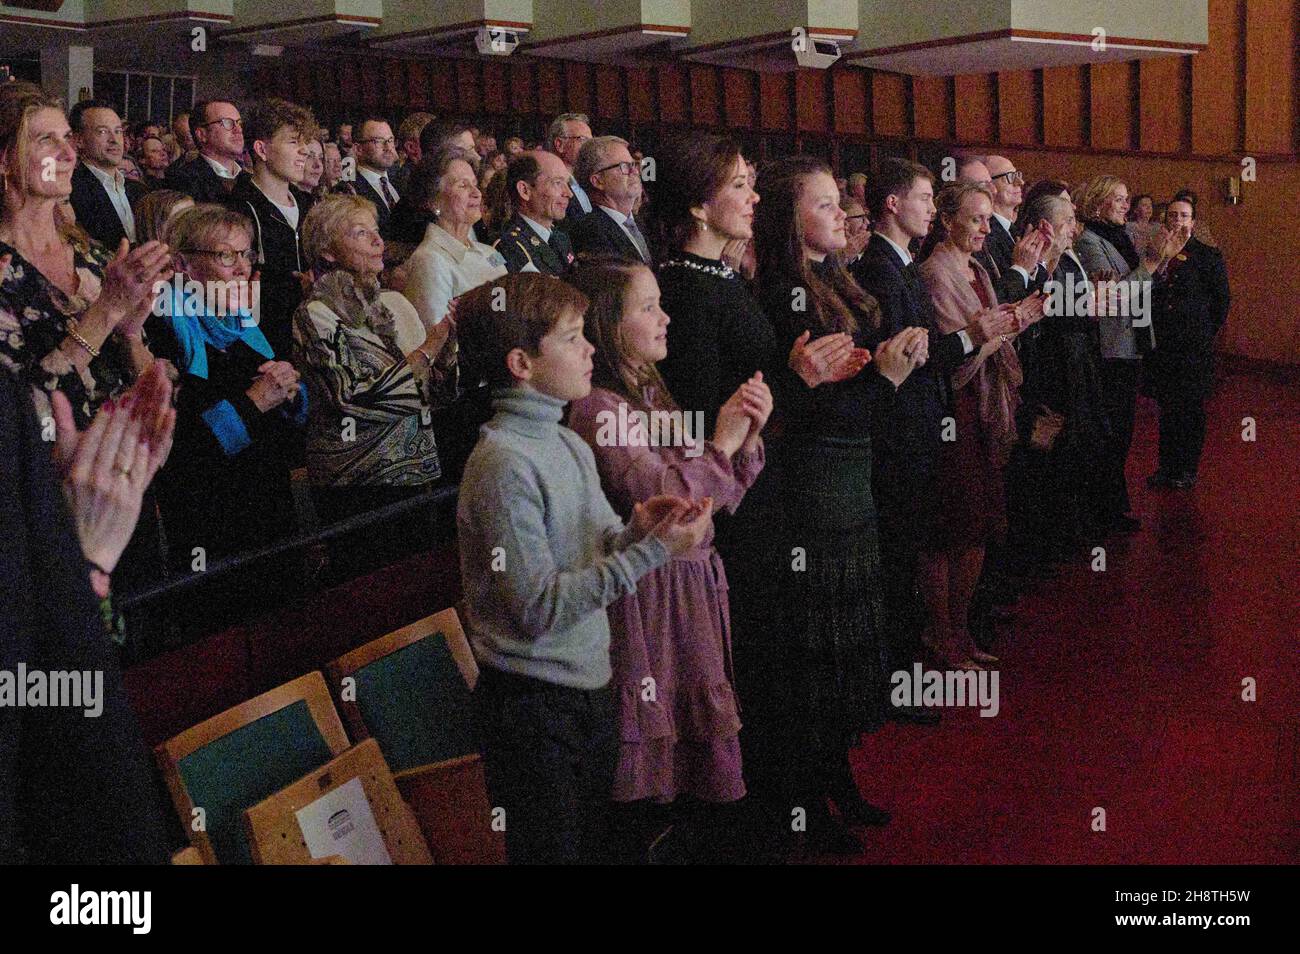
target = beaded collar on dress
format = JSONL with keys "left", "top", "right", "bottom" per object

{"left": 659, "top": 253, "right": 736, "bottom": 281}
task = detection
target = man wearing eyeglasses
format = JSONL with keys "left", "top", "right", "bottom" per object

{"left": 958, "top": 154, "right": 1049, "bottom": 304}
{"left": 68, "top": 100, "right": 146, "bottom": 249}
{"left": 337, "top": 116, "right": 400, "bottom": 237}
{"left": 567, "top": 136, "right": 651, "bottom": 265}
{"left": 547, "top": 112, "right": 594, "bottom": 228}
{"left": 165, "top": 100, "right": 249, "bottom": 203}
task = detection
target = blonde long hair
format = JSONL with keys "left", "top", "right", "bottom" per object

{"left": 0, "top": 81, "right": 64, "bottom": 206}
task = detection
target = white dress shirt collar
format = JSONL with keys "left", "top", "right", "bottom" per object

{"left": 358, "top": 165, "right": 397, "bottom": 206}
{"left": 520, "top": 214, "right": 553, "bottom": 244}
{"left": 598, "top": 204, "right": 628, "bottom": 225}
{"left": 568, "top": 175, "right": 592, "bottom": 213}
{"left": 203, "top": 153, "right": 241, "bottom": 180}
{"left": 876, "top": 232, "right": 912, "bottom": 267}
{"left": 84, "top": 161, "right": 124, "bottom": 191}
{"left": 83, "top": 162, "right": 136, "bottom": 242}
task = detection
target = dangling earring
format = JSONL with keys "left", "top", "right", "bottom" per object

{"left": 699, "top": 220, "right": 708, "bottom": 233}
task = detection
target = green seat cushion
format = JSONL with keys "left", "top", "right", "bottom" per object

{"left": 178, "top": 699, "right": 334, "bottom": 865}
{"left": 354, "top": 634, "right": 479, "bottom": 773}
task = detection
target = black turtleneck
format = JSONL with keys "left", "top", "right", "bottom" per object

{"left": 1083, "top": 219, "right": 1140, "bottom": 271}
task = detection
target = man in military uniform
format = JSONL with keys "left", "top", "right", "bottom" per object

{"left": 495, "top": 150, "right": 575, "bottom": 276}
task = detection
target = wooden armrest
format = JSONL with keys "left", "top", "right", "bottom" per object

{"left": 170, "top": 845, "right": 205, "bottom": 865}
{"left": 395, "top": 755, "right": 505, "bottom": 865}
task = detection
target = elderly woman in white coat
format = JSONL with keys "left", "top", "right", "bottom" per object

{"left": 403, "top": 146, "right": 508, "bottom": 332}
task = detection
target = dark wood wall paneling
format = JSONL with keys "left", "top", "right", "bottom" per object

{"left": 723, "top": 68, "right": 757, "bottom": 128}
{"left": 266, "top": 0, "right": 1296, "bottom": 163}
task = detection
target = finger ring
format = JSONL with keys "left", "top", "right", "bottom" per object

{"left": 113, "top": 464, "right": 132, "bottom": 478}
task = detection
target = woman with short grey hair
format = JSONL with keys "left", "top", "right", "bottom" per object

{"left": 403, "top": 146, "right": 507, "bottom": 331}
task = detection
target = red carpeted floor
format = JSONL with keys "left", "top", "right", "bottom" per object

{"left": 840, "top": 365, "right": 1299, "bottom": 864}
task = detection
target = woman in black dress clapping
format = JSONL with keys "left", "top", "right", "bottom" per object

{"left": 646, "top": 137, "right": 874, "bottom": 858}
{"left": 749, "top": 155, "right": 926, "bottom": 855}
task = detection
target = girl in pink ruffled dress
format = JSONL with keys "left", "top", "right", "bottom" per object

{"left": 567, "top": 258, "right": 771, "bottom": 859}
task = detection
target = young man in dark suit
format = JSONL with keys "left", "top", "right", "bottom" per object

{"left": 164, "top": 100, "right": 248, "bottom": 203}
{"left": 495, "top": 151, "right": 574, "bottom": 276}
{"left": 68, "top": 101, "right": 145, "bottom": 248}
{"left": 857, "top": 159, "right": 1016, "bottom": 720}
{"left": 567, "top": 135, "right": 651, "bottom": 265}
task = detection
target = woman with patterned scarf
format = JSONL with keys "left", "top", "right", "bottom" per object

{"left": 293, "top": 194, "right": 457, "bottom": 555}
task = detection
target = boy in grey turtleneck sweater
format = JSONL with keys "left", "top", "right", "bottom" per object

{"left": 455, "top": 274, "right": 710, "bottom": 864}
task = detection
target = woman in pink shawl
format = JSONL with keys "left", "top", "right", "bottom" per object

{"left": 917, "top": 182, "right": 1043, "bottom": 670}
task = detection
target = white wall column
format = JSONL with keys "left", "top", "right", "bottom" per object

{"left": 40, "top": 44, "right": 95, "bottom": 107}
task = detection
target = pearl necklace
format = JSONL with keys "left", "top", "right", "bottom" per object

{"left": 659, "top": 257, "right": 736, "bottom": 280}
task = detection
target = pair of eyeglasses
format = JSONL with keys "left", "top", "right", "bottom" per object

{"left": 595, "top": 160, "right": 639, "bottom": 176}
{"left": 557, "top": 135, "right": 591, "bottom": 144}
{"left": 201, "top": 117, "right": 242, "bottom": 131}
{"left": 187, "top": 248, "right": 256, "bottom": 267}
{"left": 845, "top": 213, "right": 870, "bottom": 221}
{"left": 992, "top": 170, "right": 1025, "bottom": 185}
{"left": 358, "top": 137, "right": 396, "bottom": 147}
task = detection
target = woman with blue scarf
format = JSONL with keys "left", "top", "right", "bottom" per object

{"left": 146, "top": 204, "right": 307, "bottom": 570}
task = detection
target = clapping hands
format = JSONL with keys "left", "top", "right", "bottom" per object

{"left": 968, "top": 305, "right": 1018, "bottom": 347}
{"left": 789, "top": 330, "right": 872, "bottom": 388}
{"left": 873, "top": 326, "right": 929, "bottom": 387}
{"left": 629, "top": 494, "right": 715, "bottom": 556}
{"left": 1013, "top": 291, "right": 1047, "bottom": 332}
{"left": 50, "top": 360, "right": 176, "bottom": 575}
{"left": 101, "top": 239, "right": 174, "bottom": 337}
{"left": 247, "top": 360, "right": 301, "bottom": 412}
{"left": 1012, "top": 227, "right": 1050, "bottom": 272}
{"left": 1142, "top": 224, "right": 1192, "bottom": 271}
{"left": 714, "top": 371, "right": 773, "bottom": 456}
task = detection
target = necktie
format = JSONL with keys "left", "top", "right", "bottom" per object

{"left": 622, "top": 215, "right": 651, "bottom": 263}
{"left": 379, "top": 175, "right": 396, "bottom": 210}
{"left": 548, "top": 231, "right": 568, "bottom": 269}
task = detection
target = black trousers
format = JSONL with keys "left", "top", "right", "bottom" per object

{"left": 473, "top": 666, "right": 616, "bottom": 865}
{"left": 1004, "top": 444, "right": 1057, "bottom": 566}
{"left": 1157, "top": 388, "right": 1208, "bottom": 478}
{"left": 1099, "top": 359, "right": 1141, "bottom": 520}
{"left": 875, "top": 519, "right": 928, "bottom": 678}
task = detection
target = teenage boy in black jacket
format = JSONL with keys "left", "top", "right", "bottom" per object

{"left": 226, "top": 98, "right": 318, "bottom": 359}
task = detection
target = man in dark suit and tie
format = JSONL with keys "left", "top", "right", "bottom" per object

{"left": 494, "top": 151, "right": 575, "bottom": 276}
{"left": 547, "top": 112, "right": 594, "bottom": 229}
{"left": 567, "top": 135, "right": 652, "bottom": 265}
{"left": 68, "top": 101, "right": 145, "bottom": 249}
{"left": 164, "top": 100, "right": 248, "bottom": 203}
{"left": 958, "top": 155, "right": 1049, "bottom": 304}
{"left": 856, "top": 159, "right": 1016, "bottom": 721}
{"left": 334, "top": 116, "right": 401, "bottom": 238}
